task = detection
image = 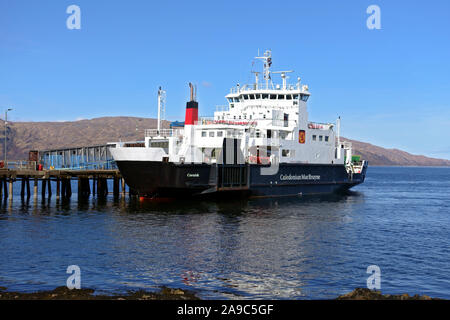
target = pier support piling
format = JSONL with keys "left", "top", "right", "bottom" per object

{"left": 56, "top": 178, "right": 60, "bottom": 199}
{"left": 121, "top": 178, "right": 126, "bottom": 196}
{"left": 26, "top": 178, "right": 30, "bottom": 198}
{"left": 34, "top": 179, "right": 38, "bottom": 199}
{"left": 41, "top": 179, "right": 47, "bottom": 199}
{"left": 21, "top": 178, "right": 26, "bottom": 198}
{"left": 8, "top": 179, "right": 13, "bottom": 198}
{"left": 113, "top": 177, "right": 119, "bottom": 198}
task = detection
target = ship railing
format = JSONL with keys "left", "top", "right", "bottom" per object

{"left": 195, "top": 117, "right": 215, "bottom": 125}
{"left": 145, "top": 129, "right": 181, "bottom": 138}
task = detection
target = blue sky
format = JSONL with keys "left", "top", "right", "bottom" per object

{"left": 1, "top": 0, "right": 450, "bottom": 159}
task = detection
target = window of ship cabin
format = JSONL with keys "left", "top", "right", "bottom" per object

{"left": 262, "top": 94, "right": 269, "bottom": 99}
{"left": 249, "top": 114, "right": 252, "bottom": 119}
{"left": 312, "top": 135, "right": 317, "bottom": 141}
{"left": 256, "top": 130, "right": 261, "bottom": 138}
{"left": 270, "top": 94, "right": 277, "bottom": 99}
{"left": 202, "top": 131, "right": 207, "bottom": 137}
{"left": 286, "top": 95, "right": 292, "bottom": 100}
{"left": 239, "top": 116, "right": 241, "bottom": 119}
{"left": 325, "top": 136, "right": 329, "bottom": 142}
{"left": 150, "top": 142, "right": 169, "bottom": 149}
{"left": 282, "top": 149, "right": 290, "bottom": 157}
{"left": 255, "top": 94, "right": 261, "bottom": 99}
{"left": 243, "top": 94, "right": 249, "bottom": 100}
{"left": 278, "top": 95, "right": 285, "bottom": 100}
{"left": 249, "top": 94, "right": 255, "bottom": 100}
{"left": 263, "top": 114, "right": 266, "bottom": 119}
{"left": 209, "top": 131, "right": 215, "bottom": 137}
{"left": 217, "top": 131, "right": 223, "bottom": 137}
{"left": 319, "top": 136, "right": 323, "bottom": 141}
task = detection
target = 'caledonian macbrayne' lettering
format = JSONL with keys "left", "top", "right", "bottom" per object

{"left": 280, "top": 174, "right": 321, "bottom": 181}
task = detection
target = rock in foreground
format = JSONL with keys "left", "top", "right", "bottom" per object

{"left": 0, "top": 286, "right": 199, "bottom": 300}
{"left": 337, "top": 288, "right": 439, "bottom": 300}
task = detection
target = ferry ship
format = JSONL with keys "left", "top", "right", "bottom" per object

{"left": 110, "top": 50, "right": 368, "bottom": 198}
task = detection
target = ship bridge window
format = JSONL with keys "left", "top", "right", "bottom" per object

{"left": 293, "top": 94, "right": 299, "bottom": 100}
{"left": 209, "top": 131, "right": 215, "bottom": 137}
{"left": 243, "top": 94, "right": 249, "bottom": 100}
{"left": 286, "top": 95, "right": 292, "bottom": 100}
{"left": 270, "top": 94, "right": 277, "bottom": 99}
{"left": 255, "top": 94, "right": 261, "bottom": 99}
{"left": 300, "top": 94, "right": 309, "bottom": 102}
{"left": 228, "top": 98, "right": 233, "bottom": 103}
{"left": 217, "top": 131, "right": 223, "bottom": 137}
{"left": 202, "top": 131, "right": 207, "bottom": 137}
{"left": 262, "top": 94, "right": 269, "bottom": 99}
{"left": 278, "top": 95, "right": 285, "bottom": 100}
{"left": 249, "top": 94, "right": 255, "bottom": 100}
{"left": 234, "top": 97, "right": 240, "bottom": 102}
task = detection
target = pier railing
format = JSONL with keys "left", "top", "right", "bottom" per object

{"left": 1, "top": 160, "right": 37, "bottom": 170}
{"left": 39, "top": 145, "right": 117, "bottom": 170}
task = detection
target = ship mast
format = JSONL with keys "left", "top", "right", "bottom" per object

{"left": 255, "top": 50, "right": 272, "bottom": 89}
{"left": 157, "top": 87, "right": 166, "bottom": 134}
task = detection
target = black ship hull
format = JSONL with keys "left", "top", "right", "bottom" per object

{"left": 115, "top": 161, "right": 368, "bottom": 198}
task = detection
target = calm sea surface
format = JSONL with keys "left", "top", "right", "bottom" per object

{"left": 0, "top": 166, "right": 449, "bottom": 299}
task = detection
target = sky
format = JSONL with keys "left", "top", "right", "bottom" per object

{"left": 1, "top": 0, "right": 450, "bottom": 159}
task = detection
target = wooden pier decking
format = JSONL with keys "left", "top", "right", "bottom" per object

{"left": 0, "top": 169, "right": 129, "bottom": 199}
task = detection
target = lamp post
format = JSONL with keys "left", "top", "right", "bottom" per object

{"left": 4, "top": 108, "right": 12, "bottom": 166}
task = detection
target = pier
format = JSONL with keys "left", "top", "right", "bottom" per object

{"left": 0, "top": 144, "right": 132, "bottom": 200}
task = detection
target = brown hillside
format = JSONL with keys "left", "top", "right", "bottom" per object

{"left": 1, "top": 117, "right": 449, "bottom": 166}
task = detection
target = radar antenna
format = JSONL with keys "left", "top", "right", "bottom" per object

{"left": 272, "top": 70, "right": 294, "bottom": 89}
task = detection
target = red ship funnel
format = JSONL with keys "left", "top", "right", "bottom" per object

{"left": 185, "top": 83, "right": 198, "bottom": 125}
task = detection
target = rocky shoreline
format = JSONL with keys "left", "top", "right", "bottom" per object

{"left": 0, "top": 286, "right": 442, "bottom": 300}
{"left": 0, "top": 286, "right": 199, "bottom": 300}
{"left": 336, "top": 288, "right": 440, "bottom": 300}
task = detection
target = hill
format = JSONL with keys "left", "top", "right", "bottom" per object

{"left": 1, "top": 117, "right": 449, "bottom": 166}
